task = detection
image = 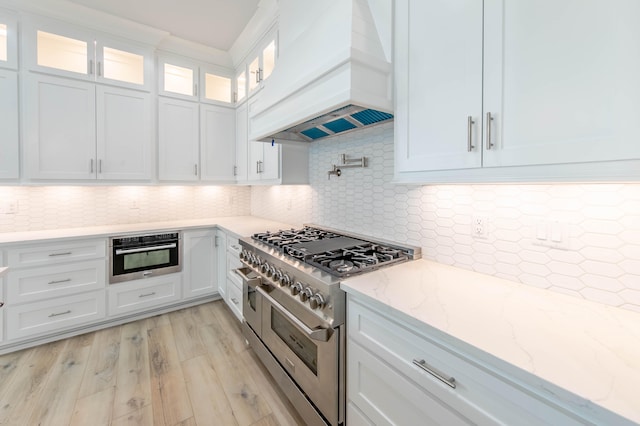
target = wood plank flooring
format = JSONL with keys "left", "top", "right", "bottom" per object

{"left": 0, "top": 301, "right": 305, "bottom": 426}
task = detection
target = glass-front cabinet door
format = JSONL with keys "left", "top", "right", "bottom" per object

{"left": 201, "top": 65, "right": 233, "bottom": 105}
{"left": 24, "top": 18, "right": 153, "bottom": 90}
{"left": 235, "top": 69, "right": 247, "bottom": 103}
{"left": 0, "top": 10, "right": 18, "bottom": 69}
{"left": 247, "top": 36, "right": 277, "bottom": 97}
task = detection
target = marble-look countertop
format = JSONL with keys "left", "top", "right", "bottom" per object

{"left": 341, "top": 259, "right": 640, "bottom": 424}
{"left": 0, "top": 216, "right": 296, "bottom": 245}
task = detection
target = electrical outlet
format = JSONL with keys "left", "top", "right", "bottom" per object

{"left": 1, "top": 199, "right": 18, "bottom": 214}
{"left": 471, "top": 216, "right": 488, "bottom": 239}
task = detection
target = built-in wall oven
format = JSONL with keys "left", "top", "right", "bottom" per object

{"left": 109, "top": 232, "right": 182, "bottom": 284}
{"left": 238, "top": 226, "right": 420, "bottom": 426}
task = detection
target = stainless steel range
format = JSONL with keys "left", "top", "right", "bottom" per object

{"left": 237, "top": 225, "right": 421, "bottom": 426}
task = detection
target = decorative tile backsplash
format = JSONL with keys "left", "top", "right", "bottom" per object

{"left": 0, "top": 185, "right": 251, "bottom": 232}
{"left": 252, "top": 122, "right": 640, "bottom": 312}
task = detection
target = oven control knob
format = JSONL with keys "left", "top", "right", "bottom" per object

{"left": 300, "top": 287, "right": 313, "bottom": 302}
{"left": 273, "top": 269, "right": 283, "bottom": 283}
{"left": 260, "top": 262, "right": 270, "bottom": 274}
{"left": 280, "top": 273, "right": 292, "bottom": 287}
{"left": 240, "top": 250, "right": 249, "bottom": 261}
{"left": 291, "top": 281, "right": 303, "bottom": 296}
{"left": 309, "top": 294, "right": 326, "bottom": 310}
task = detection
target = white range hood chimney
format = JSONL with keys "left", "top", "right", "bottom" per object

{"left": 248, "top": 0, "right": 393, "bottom": 143}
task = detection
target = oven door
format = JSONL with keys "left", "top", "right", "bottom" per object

{"left": 110, "top": 239, "right": 181, "bottom": 284}
{"left": 258, "top": 286, "right": 340, "bottom": 425}
{"left": 237, "top": 267, "right": 262, "bottom": 335}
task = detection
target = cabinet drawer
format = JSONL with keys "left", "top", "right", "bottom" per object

{"left": 226, "top": 278, "right": 242, "bottom": 321}
{"left": 348, "top": 298, "right": 587, "bottom": 426}
{"left": 226, "top": 235, "right": 241, "bottom": 257}
{"left": 7, "top": 239, "right": 106, "bottom": 268}
{"left": 227, "top": 255, "right": 242, "bottom": 284}
{"left": 108, "top": 274, "right": 181, "bottom": 316}
{"left": 6, "top": 290, "right": 106, "bottom": 340}
{"left": 348, "top": 341, "right": 474, "bottom": 426}
{"left": 7, "top": 259, "right": 106, "bottom": 304}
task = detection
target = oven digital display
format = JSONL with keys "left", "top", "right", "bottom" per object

{"left": 272, "top": 309, "right": 318, "bottom": 375}
{"left": 123, "top": 250, "right": 171, "bottom": 271}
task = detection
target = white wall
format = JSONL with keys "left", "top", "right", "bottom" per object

{"left": 251, "top": 122, "right": 640, "bottom": 312}
{"left": 0, "top": 185, "right": 251, "bottom": 232}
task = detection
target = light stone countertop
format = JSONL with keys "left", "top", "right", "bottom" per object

{"left": 341, "top": 259, "right": 640, "bottom": 425}
{"left": 0, "top": 216, "right": 297, "bottom": 245}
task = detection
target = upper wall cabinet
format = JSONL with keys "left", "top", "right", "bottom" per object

{"left": 0, "top": 10, "right": 18, "bottom": 70}
{"left": 0, "top": 69, "right": 19, "bottom": 179}
{"left": 395, "top": 0, "right": 640, "bottom": 183}
{"left": 23, "top": 19, "right": 153, "bottom": 91}
{"left": 235, "top": 30, "right": 278, "bottom": 101}
{"left": 158, "top": 54, "right": 234, "bottom": 105}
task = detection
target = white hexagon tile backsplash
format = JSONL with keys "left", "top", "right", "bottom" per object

{"left": 251, "top": 122, "right": 640, "bottom": 312}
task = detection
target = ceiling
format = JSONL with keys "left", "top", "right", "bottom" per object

{"left": 68, "top": 0, "right": 260, "bottom": 51}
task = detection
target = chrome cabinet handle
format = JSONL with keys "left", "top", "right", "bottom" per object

{"left": 49, "top": 252, "right": 72, "bottom": 257}
{"left": 90, "top": 158, "right": 94, "bottom": 173}
{"left": 231, "top": 297, "right": 239, "bottom": 304}
{"left": 194, "top": 83, "right": 198, "bottom": 96}
{"left": 256, "top": 161, "right": 260, "bottom": 174}
{"left": 88, "top": 59, "right": 94, "bottom": 75}
{"left": 255, "top": 70, "right": 260, "bottom": 84}
{"left": 486, "top": 112, "right": 494, "bottom": 150}
{"left": 233, "top": 165, "right": 237, "bottom": 176}
{"left": 412, "top": 359, "right": 456, "bottom": 389}
{"left": 48, "top": 278, "right": 72, "bottom": 285}
{"left": 138, "top": 292, "right": 156, "bottom": 298}
{"left": 467, "top": 116, "right": 475, "bottom": 152}
{"left": 194, "top": 164, "right": 198, "bottom": 176}
{"left": 98, "top": 159, "right": 102, "bottom": 173}
{"left": 49, "top": 310, "right": 71, "bottom": 318}
{"left": 97, "top": 61, "right": 102, "bottom": 77}
{"left": 115, "top": 243, "right": 176, "bottom": 255}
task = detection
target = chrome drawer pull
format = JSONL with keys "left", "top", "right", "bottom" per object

{"left": 231, "top": 297, "right": 239, "bottom": 304}
{"left": 49, "top": 310, "right": 71, "bottom": 318}
{"left": 412, "top": 359, "right": 456, "bottom": 389}
{"left": 48, "top": 278, "right": 72, "bottom": 285}
{"left": 48, "top": 252, "right": 72, "bottom": 257}
{"left": 138, "top": 292, "right": 156, "bottom": 298}
{"left": 467, "top": 116, "right": 475, "bottom": 152}
{"left": 486, "top": 112, "right": 494, "bottom": 150}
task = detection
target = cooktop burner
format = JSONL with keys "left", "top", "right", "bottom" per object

{"left": 252, "top": 226, "right": 417, "bottom": 277}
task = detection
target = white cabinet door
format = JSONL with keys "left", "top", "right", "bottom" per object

{"left": 483, "top": 0, "right": 640, "bottom": 167}
{"left": 158, "top": 97, "right": 200, "bottom": 181}
{"left": 235, "top": 101, "right": 249, "bottom": 183}
{"left": 0, "top": 69, "right": 18, "bottom": 179}
{"left": 395, "top": 0, "right": 483, "bottom": 173}
{"left": 158, "top": 55, "right": 199, "bottom": 100}
{"left": 260, "top": 142, "right": 280, "bottom": 181}
{"left": 96, "top": 86, "right": 151, "bottom": 180}
{"left": 0, "top": 10, "right": 18, "bottom": 70}
{"left": 216, "top": 230, "right": 227, "bottom": 299}
{"left": 183, "top": 229, "right": 217, "bottom": 299}
{"left": 247, "top": 140, "right": 264, "bottom": 181}
{"left": 200, "top": 104, "right": 236, "bottom": 182}
{"left": 24, "top": 74, "right": 96, "bottom": 179}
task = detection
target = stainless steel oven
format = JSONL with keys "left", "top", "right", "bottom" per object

{"left": 109, "top": 231, "right": 182, "bottom": 284}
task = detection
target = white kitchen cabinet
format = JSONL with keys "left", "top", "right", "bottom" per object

{"left": 0, "top": 69, "right": 19, "bottom": 179}
{"left": 347, "top": 295, "right": 595, "bottom": 426}
{"left": 395, "top": 0, "right": 640, "bottom": 182}
{"left": 225, "top": 233, "right": 243, "bottom": 321}
{"left": 107, "top": 274, "right": 181, "bottom": 317}
{"left": 24, "top": 73, "right": 152, "bottom": 180}
{"left": 0, "top": 10, "right": 18, "bottom": 70}
{"left": 23, "top": 19, "right": 153, "bottom": 91}
{"left": 235, "top": 101, "right": 249, "bottom": 183}
{"left": 158, "top": 97, "right": 236, "bottom": 182}
{"left": 215, "top": 230, "right": 227, "bottom": 300}
{"left": 183, "top": 229, "right": 218, "bottom": 300}
{"left": 200, "top": 104, "right": 236, "bottom": 182}
{"left": 158, "top": 54, "right": 234, "bottom": 105}
{"left": 247, "top": 35, "right": 277, "bottom": 97}
{"left": 158, "top": 96, "right": 200, "bottom": 181}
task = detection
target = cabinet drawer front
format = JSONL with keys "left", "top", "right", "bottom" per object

{"left": 226, "top": 278, "right": 242, "bottom": 321}
{"left": 8, "top": 240, "right": 106, "bottom": 268}
{"left": 6, "top": 291, "right": 106, "bottom": 340}
{"left": 7, "top": 259, "right": 106, "bottom": 304}
{"left": 108, "top": 275, "right": 181, "bottom": 316}
{"left": 226, "top": 255, "right": 242, "bottom": 284}
{"left": 226, "top": 236, "right": 241, "bottom": 257}
{"left": 348, "top": 341, "right": 474, "bottom": 426}
{"left": 348, "top": 298, "right": 587, "bottom": 426}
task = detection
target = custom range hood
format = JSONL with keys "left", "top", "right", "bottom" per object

{"left": 248, "top": 0, "right": 393, "bottom": 143}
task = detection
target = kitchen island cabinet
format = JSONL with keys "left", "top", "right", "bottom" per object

{"left": 342, "top": 260, "right": 640, "bottom": 425}
{"left": 395, "top": 0, "right": 640, "bottom": 183}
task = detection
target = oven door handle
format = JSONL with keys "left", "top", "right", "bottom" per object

{"left": 257, "top": 286, "right": 334, "bottom": 343}
{"left": 234, "top": 267, "right": 262, "bottom": 288}
{"left": 115, "top": 243, "right": 177, "bottom": 255}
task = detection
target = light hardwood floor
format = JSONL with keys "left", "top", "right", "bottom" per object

{"left": 0, "top": 300, "right": 305, "bottom": 426}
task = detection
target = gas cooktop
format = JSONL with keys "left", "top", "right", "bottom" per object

{"left": 252, "top": 226, "right": 420, "bottom": 278}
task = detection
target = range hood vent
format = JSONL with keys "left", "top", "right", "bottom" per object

{"left": 275, "top": 105, "right": 393, "bottom": 142}
{"left": 249, "top": 0, "right": 394, "bottom": 143}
